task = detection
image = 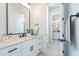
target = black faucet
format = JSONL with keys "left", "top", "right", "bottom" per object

{"left": 19, "top": 33, "right": 26, "bottom": 38}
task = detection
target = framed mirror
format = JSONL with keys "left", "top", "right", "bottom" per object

{"left": 6, "top": 3, "right": 30, "bottom": 35}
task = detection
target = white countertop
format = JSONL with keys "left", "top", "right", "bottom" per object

{"left": 0, "top": 35, "right": 41, "bottom": 50}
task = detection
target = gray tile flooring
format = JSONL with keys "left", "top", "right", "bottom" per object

{"left": 38, "top": 39, "right": 62, "bottom": 56}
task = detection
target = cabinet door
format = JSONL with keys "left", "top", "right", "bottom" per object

{"left": 31, "top": 43, "right": 41, "bottom": 56}
{"left": 30, "top": 38, "right": 41, "bottom": 56}
{"left": 22, "top": 41, "right": 32, "bottom": 56}
{"left": 0, "top": 43, "right": 21, "bottom": 56}
{"left": 22, "top": 37, "right": 42, "bottom": 56}
{"left": 22, "top": 47, "right": 30, "bottom": 56}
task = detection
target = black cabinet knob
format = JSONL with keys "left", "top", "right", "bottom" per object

{"left": 30, "top": 46, "right": 34, "bottom": 51}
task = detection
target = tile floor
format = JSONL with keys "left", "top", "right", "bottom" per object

{"left": 38, "top": 39, "right": 62, "bottom": 56}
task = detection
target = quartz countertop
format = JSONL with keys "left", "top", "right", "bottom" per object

{"left": 0, "top": 35, "right": 41, "bottom": 50}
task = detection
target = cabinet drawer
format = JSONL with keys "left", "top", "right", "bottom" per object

{"left": 36, "top": 38, "right": 41, "bottom": 43}
{"left": 32, "top": 43, "right": 41, "bottom": 56}
{"left": 0, "top": 43, "right": 21, "bottom": 56}
{"left": 22, "top": 46, "right": 30, "bottom": 56}
{"left": 22, "top": 37, "right": 41, "bottom": 48}
{"left": 22, "top": 40, "right": 32, "bottom": 48}
{"left": 34, "top": 39, "right": 41, "bottom": 45}
{"left": 22, "top": 37, "right": 42, "bottom": 56}
{"left": 22, "top": 41, "right": 32, "bottom": 56}
{"left": 32, "top": 38, "right": 41, "bottom": 44}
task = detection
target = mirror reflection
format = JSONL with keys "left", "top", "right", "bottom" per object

{"left": 7, "top": 3, "right": 30, "bottom": 35}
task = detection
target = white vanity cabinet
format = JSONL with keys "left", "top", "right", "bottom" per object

{"left": 22, "top": 37, "right": 41, "bottom": 56}
{"left": 0, "top": 43, "right": 21, "bottom": 56}
{"left": 0, "top": 36, "right": 42, "bottom": 56}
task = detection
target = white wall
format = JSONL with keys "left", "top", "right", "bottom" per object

{"left": 69, "top": 4, "right": 79, "bottom": 15}
{"left": 30, "top": 3, "right": 48, "bottom": 36}
{"left": 0, "top": 3, "right": 6, "bottom": 37}
{"left": 30, "top": 3, "right": 48, "bottom": 53}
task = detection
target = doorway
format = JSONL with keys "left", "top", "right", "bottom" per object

{"left": 47, "top": 3, "right": 64, "bottom": 56}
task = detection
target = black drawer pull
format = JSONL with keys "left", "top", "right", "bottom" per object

{"left": 39, "top": 43, "right": 41, "bottom": 45}
{"left": 39, "top": 38, "right": 40, "bottom": 40}
{"left": 8, "top": 48, "right": 17, "bottom": 53}
{"left": 57, "top": 31, "right": 60, "bottom": 32}
{"left": 30, "top": 46, "right": 34, "bottom": 51}
{"left": 39, "top": 48, "right": 41, "bottom": 51}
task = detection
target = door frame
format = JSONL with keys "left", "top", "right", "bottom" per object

{"left": 47, "top": 3, "right": 65, "bottom": 56}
